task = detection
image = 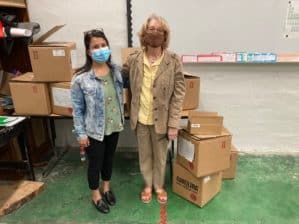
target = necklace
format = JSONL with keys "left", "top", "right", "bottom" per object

{"left": 147, "top": 49, "right": 162, "bottom": 64}
{"left": 149, "top": 58, "right": 156, "bottom": 64}
{"left": 148, "top": 55, "right": 161, "bottom": 64}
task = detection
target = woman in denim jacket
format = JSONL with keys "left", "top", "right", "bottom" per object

{"left": 71, "top": 29, "right": 124, "bottom": 214}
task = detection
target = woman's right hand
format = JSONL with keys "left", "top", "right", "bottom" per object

{"left": 79, "top": 137, "right": 90, "bottom": 148}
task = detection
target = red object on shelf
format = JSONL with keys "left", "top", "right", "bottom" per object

{"left": 0, "top": 21, "right": 4, "bottom": 38}
{"left": 197, "top": 54, "right": 222, "bottom": 62}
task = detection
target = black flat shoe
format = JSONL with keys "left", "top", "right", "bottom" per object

{"left": 92, "top": 199, "right": 110, "bottom": 214}
{"left": 103, "top": 190, "right": 116, "bottom": 206}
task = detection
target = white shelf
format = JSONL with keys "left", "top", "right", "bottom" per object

{"left": 183, "top": 61, "right": 299, "bottom": 64}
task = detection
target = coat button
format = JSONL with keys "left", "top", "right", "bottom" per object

{"left": 155, "top": 118, "right": 158, "bottom": 121}
{"left": 153, "top": 96, "right": 156, "bottom": 99}
{"left": 154, "top": 108, "right": 158, "bottom": 110}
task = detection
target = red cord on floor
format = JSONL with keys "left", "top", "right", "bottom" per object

{"left": 159, "top": 204, "right": 167, "bottom": 224}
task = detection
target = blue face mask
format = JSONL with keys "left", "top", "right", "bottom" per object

{"left": 91, "top": 46, "right": 111, "bottom": 63}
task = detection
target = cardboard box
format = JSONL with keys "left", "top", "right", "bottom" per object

{"left": 28, "top": 25, "right": 76, "bottom": 82}
{"left": 222, "top": 145, "right": 238, "bottom": 179}
{"left": 121, "top": 48, "right": 140, "bottom": 64}
{"left": 183, "top": 73, "right": 200, "bottom": 110}
{"left": 123, "top": 88, "right": 131, "bottom": 117}
{"left": 9, "top": 73, "right": 51, "bottom": 115}
{"left": 177, "top": 128, "right": 231, "bottom": 177}
{"left": 50, "top": 82, "right": 72, "bottom": 116}
{"left": 187, "top": 111, "right": 223, "bottom": 135}
{"left": 173, "top": 161, "right": 222, "bottom": 207}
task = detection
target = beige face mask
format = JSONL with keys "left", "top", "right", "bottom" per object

{"left": 144, "top": 31, "right": 165, "bottom": 48}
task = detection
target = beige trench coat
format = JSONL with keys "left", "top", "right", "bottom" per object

{"left": 122, "top": 49, "right": 185, "bottom": 134}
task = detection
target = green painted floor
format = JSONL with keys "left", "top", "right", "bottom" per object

{"left": 1, "top": 149, "right": 299, "bottom": 224}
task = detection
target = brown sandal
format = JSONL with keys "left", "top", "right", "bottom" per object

{"left": 141, "top": 188, "right": 152, "bottom": 203}
{"left": 156, "top": 189, "right": 167, "bottom": 204}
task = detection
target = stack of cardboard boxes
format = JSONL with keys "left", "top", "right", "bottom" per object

{"left": 9, "top": 25, "right": 76, "bottom": 116}
{"left": 173, "top": 111, "right": 239, "bottom": 207}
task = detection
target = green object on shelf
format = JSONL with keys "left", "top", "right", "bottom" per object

{"left": 0, "top": 116, "right": 8, "bottom": 124}
{"left": 0, "top": 116, "right": 18, "bottom": 125}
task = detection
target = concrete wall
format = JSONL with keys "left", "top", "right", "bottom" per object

{"left": 184, "top": 63, "right": 299, "bottom": 154}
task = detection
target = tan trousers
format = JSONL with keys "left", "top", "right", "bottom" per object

{"left": 136, "top": 122, "right": 169, "bottom": 190}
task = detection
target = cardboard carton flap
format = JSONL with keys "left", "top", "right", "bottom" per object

{"left": 181, "top": 127, "right": 231, "bottom": 140}
{"left": 10, "top": 73, "right": 35, "bottom": 82}
{"left": 33, "top": 25, "right": 65, "bottom": 44}
{"left": 0, "top": 0, "right": 26, "bottom": 8}
{"left": 183, "top": 72, "right": 200, "bottom": 78}
{"left": 188, "top": 111, "right": 219, "bottom": 118}
{"left": 51, "top": 82, "right": 71, "bottom": 88}
{"left": 121, "top": 48, "right": 140, "bottom": 55}
{"left": 30, "top": 42, "right": 74, "bottom": 47}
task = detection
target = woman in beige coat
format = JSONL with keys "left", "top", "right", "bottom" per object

{"left": 122, "top": 14, "right": 185, "bottom": 204}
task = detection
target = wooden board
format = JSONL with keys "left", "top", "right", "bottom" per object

{"left": 0, "top": 180, "right": 44, "bottom": 216}
{"left": 0, "top": 0, "right": 26, "bottom": 8}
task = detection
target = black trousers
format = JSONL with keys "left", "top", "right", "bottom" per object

{"left": 85, "top": 132, "right": 119, "bottom": 190}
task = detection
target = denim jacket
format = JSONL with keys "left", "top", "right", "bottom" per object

{"left": 71, "top": 64, "right": 124, "bottom": 142}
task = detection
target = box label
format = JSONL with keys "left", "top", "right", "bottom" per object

{"left": 176, "top": 176, "right": 199, "bottom": 193}
{"left": 191, "top": 123, "right": 201, "bottom": 128}
{"left": 52, "top": 49, "right": 65, "bottom": 57}
{"left": 178, "top": 136, "right": 194, "bottom": 162}
{"left": 52, "top": 87, "right": 72, "bottom": 107}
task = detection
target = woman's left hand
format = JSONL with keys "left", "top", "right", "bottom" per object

{"left": 168, "top": 127, "right": 178, "bottom": 140}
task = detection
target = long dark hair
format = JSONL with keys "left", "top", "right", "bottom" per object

{"left": 75, "top": 29, "right": 112, "bottom": 75}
